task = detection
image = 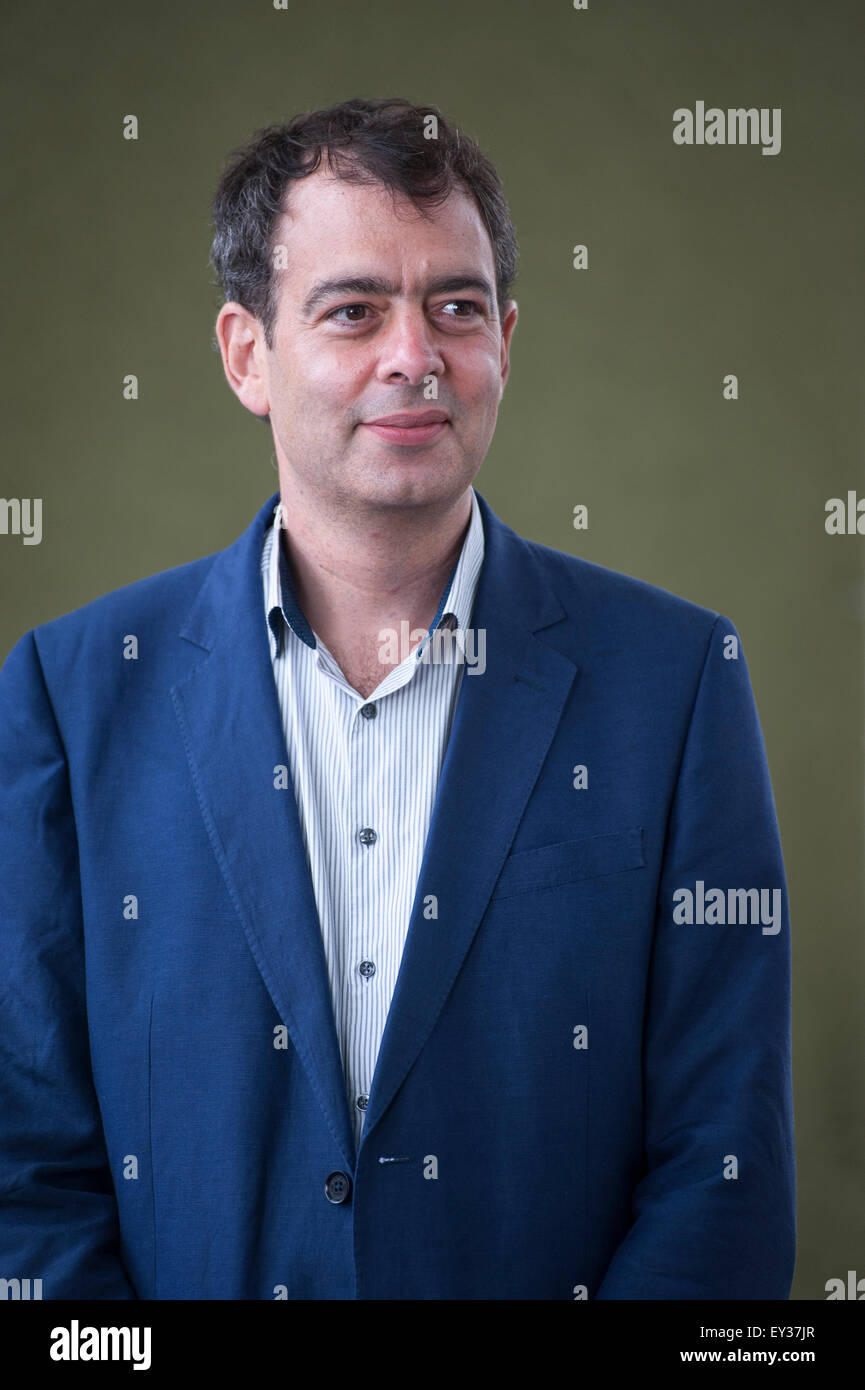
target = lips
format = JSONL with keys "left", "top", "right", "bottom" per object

{"left": 360, "top": 411, "right": 450, "bottom": 446}
{"left": 364, "top": 411, "right": 449, "bottom": 428}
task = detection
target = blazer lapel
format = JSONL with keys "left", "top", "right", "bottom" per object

{"left": 170, "top": 490, "right": 578, "bottom": 1169}
{"left": 171, "top": 492, "right": 357, "bottom": 1170}
{"left": 360, "top": 492, "right": 578, "bottom": 1147}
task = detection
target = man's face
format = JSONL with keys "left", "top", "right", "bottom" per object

{"left": 254, "top": 168, "right": 517, "bottom": 517}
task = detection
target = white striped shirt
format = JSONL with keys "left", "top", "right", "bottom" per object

{"left": 260, "top": 489, "right": 485, "bottom": 1153}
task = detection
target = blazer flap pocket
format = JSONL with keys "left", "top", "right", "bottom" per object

{"left": 492, "top": 826, "right": 644, "bottom": 900}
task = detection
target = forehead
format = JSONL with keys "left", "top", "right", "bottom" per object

{"left": 273, "top": 169, "right": 495, "bottom": 279}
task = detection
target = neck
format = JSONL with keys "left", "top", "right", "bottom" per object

{"left": 276, "top": 484, "right": 473, "bottom": 672}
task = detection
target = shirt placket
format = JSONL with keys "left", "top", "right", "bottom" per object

{"left": 345, "top": 693, "right": 381, "bottom": 1150}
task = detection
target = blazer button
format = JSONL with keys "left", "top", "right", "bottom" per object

{"left": 324, "top": 1171, "right": 352, "bottom": 1204}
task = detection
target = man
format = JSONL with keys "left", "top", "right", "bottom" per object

{"left": 0, "top": 97, "right": 795, "bottom": 1299}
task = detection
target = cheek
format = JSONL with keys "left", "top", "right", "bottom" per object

{"left": 459, "top": 354, "right": 503, "bottom": 414}
{"left": 270, "top": 355, "right": 353, "bottom": 417}
{"left": 460, "top": 339, "right": 503, "bottom": 384}
{"left": 301, "top": 347, "right": 368, "bottom": 399}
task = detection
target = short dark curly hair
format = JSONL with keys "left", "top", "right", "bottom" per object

{"left": 210, "top": 96, "right": 519, "bottom": 348}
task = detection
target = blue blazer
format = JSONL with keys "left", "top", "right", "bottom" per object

{"left": 0, "top": 490, "right": 795, "bottom": 1299}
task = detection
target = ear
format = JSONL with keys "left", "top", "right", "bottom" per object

{"left": 215, "top": 302, "right": 270, "bottom": 417}
{"left": 499, "top": 299, "right": 518, "bottom": 389}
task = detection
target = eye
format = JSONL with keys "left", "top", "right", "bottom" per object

{"left": 327, "top": 304, "right": 371, "bottom": 323}
{"left": 441, "top": 300, "right": 482, "bottom": 317}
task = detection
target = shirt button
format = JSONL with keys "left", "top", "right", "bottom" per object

{"left": 360, "top": 702, "right": 377, "bottom": 719}
{"left": 356, "top": 1094, "right": 369, "bottom": 1112}
{"left": 439, "top": 612, "right": 459, "bottom": 631}
{"left": 358, "top": 827, "right": 377, "bottom": 846}
{"left": 324, "top": 1170, "right": 352, "bottom": 1204}
{"left": 358, "top": 960, "right": 376, "bottom": 979}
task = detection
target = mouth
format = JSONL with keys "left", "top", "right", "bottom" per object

{"left": 360, "top": 412, "right": 450, "bottom": 447}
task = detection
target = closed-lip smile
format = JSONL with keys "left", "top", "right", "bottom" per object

{"left": 360, "top": 410, "right": 450, "bottom": 445}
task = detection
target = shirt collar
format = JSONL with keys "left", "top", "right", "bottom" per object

{"left": 264, "top": 487, "right": 485, "bottom": 662}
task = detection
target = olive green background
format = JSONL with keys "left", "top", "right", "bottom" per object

{"left": 1, "top": 0, "right": 862, "bottom": 1300}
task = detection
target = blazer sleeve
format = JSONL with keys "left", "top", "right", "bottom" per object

{"left": 595, "top": 614, "right": 796, "bottom": 1299}
{"left": 0, "top": 631, "right": 137, "bottom": 1298}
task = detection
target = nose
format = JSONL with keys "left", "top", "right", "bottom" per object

{"left": 374, "top": 306, "right": 445, "bottom": 387}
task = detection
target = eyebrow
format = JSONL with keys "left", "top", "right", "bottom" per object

{"left": 299, "top": 273, "right": 496, "bottom": 319}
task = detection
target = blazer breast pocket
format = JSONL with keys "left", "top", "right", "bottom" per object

{"left": 490, "top": 826, "right": 645, "bottom": 901}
